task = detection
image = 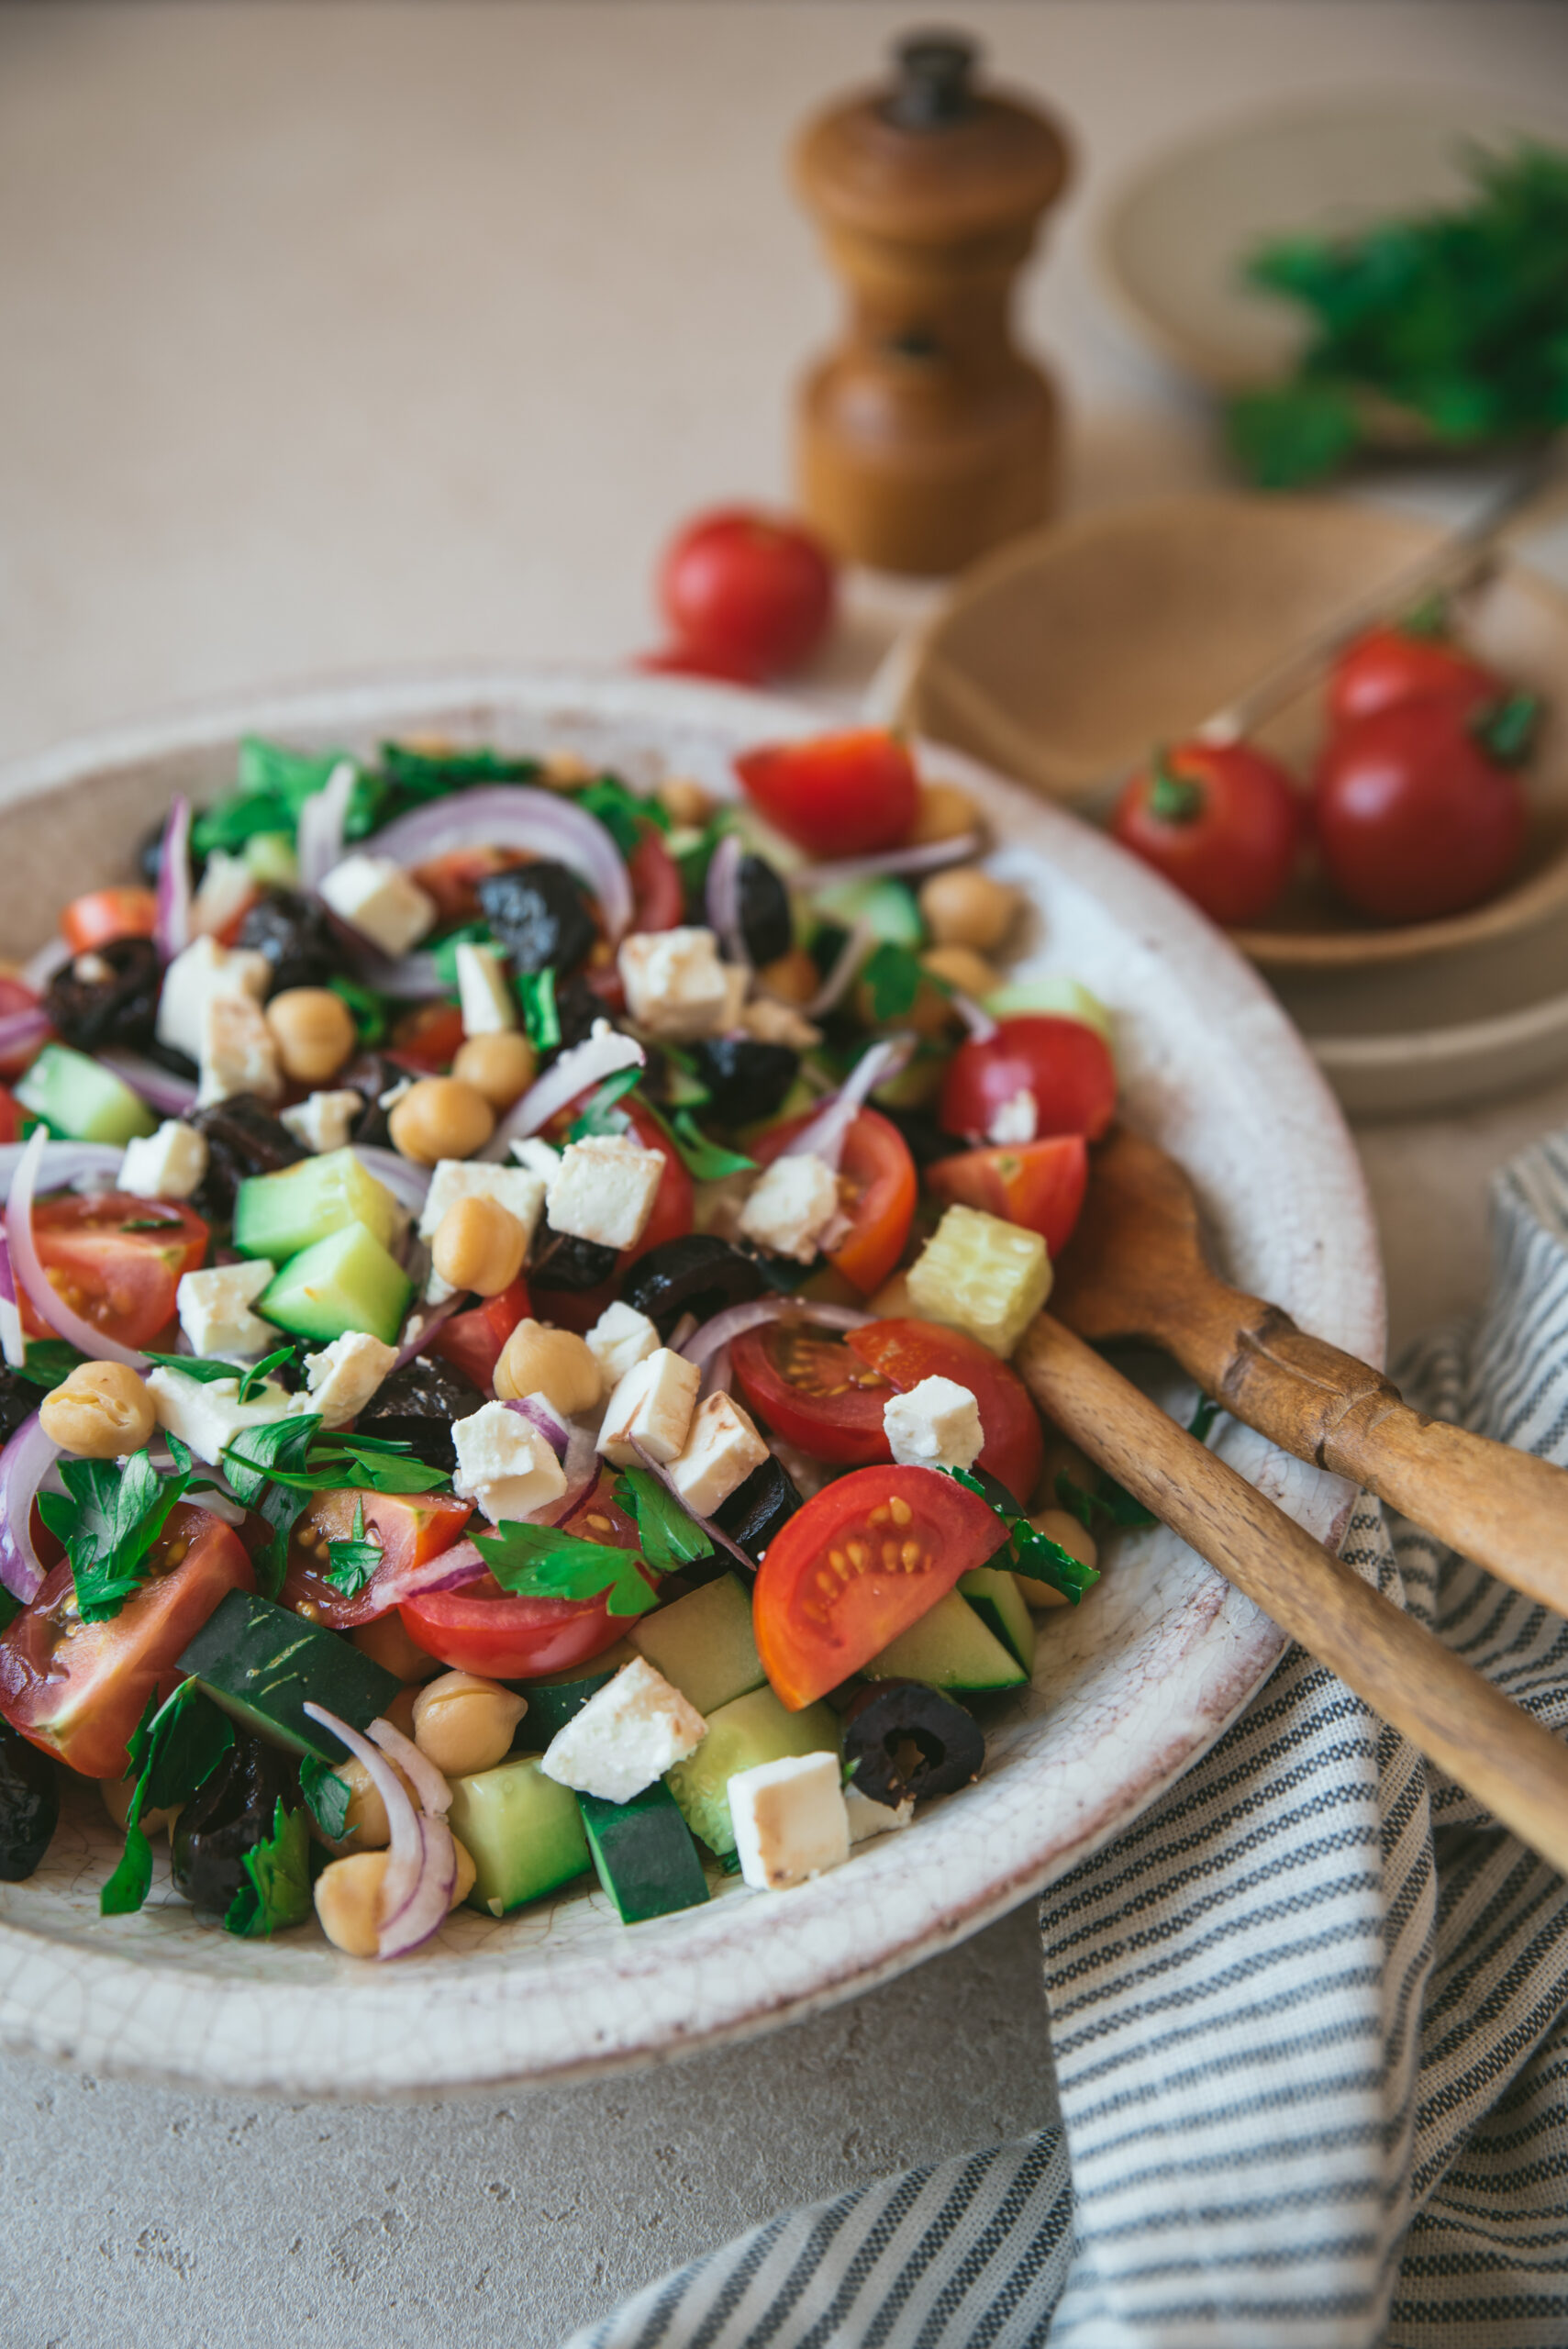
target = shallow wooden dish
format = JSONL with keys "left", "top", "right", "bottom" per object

{"left": 883, "top": 495, "right": 1568, "bottom": 975}
{"left": 0, "top": 668, "right": 1379, "bottom": 2099}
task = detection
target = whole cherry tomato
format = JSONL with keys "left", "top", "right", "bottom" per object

{"left": 658, "top": 509, "right": 835, "bottom": 680}
{"left": 940, "top": 1017, "right": 1116, "bottom": 1147}
{"left": 1313, "top": 696, "right": 1534, "bottom": 924}
{"left": 1113, "top": 741, "right": 1302, "bottom": 927}
{"left": 1328, "top": 619, "right": 1501, "bottom": 732}
{"left": 736, "top": 730, "right": 917, "bottom": 860}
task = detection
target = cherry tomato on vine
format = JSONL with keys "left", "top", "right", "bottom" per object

{"left": 1313, "top": 696, "right": 1534, "bottom": 924}
{"left": 1328, "top": 620, "right": 1501, "bottom": 732}
{"left": 657, "top": 509, "right": 836, "bottom": 680}
{"left": 1112, "top": 740, "right": 1302, "bottom": 927}
{"left": 736, "top": 730, "right": 917, "bottom": 860}
{"left": 940, "top": 1018, "right": 1116, "bottom": 1148}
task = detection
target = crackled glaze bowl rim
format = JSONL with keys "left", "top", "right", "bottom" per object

{"left": 0, "top": 667, "right": 1384, "bottom": 2100}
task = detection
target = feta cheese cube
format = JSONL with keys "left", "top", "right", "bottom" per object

{"left": 280, "top": 1088, "right": 364, "bottom": 1156}
{"left": 511, "top": 1138, "right": 562, "bottom": 1184}
{"left": 453, "top": 1398, "right": 568, "bottom": 1524}
{"left": 197, "top": 993, "right": 282, "bottom": 1107}
{"left": 302, "top": 1331, "right": 399, "bottom": 1430}
{"left": 146, "top": 1366, "right": 295, "bottom": 1464}
{"left": 417, "top": 1159, "right": 547, "bottom": 1303}
{"left": 987, "top": 1088, "right": 1038, "bottom": 1147}
{"left": 189, "top": 850, "right": 257, "bottom": 941}
{"left": 617, "top": 927, "right": 738, "bottom": 1041}
{"left": 319, "top": 854, "right": 437, "bottom": 958}
{"left": 668, "top": 1392, "right": 770, "bottom": 1520}
{"left": 729, "top": 1751, "right": 851, "bottom": 1891}
{"left": 584, "top": 1300, "right": 660, "bottom": 1389}
{"left": 176, "top": 1260, "right": 276, "bottom": 1358}
{"left": 596, "top": 1347, "right": 700, "bottom": 1467}
{"left": 546, "top": 1134, "right": 664, "bottom": 1252}
{"left": 844, "top": 1785, "right": 914, "bottom": 1842}
{"left": 740, "top": 997, "right": 822, "bottom": 1052}
{"left": 118, "top": 1119, "right": 207, "bottom": 1202}
{"left": 882, "top": 1375, "right": 984, "bottom": 1475}
{"left": 539, "top": 1658, "right": 706, "bottom": 1805}
{"left": 155, "top": 934, "right": 272, "bottom": 1064}
{"left": 738, "top": 1152, "right": 840, "bottom": 1264}
{"left": 453, "top": 941, "right": 517, "bottom": 1037}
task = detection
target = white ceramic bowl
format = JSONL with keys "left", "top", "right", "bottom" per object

{"left": 0, "top": 669, "right": 1382, "bottom": 2099}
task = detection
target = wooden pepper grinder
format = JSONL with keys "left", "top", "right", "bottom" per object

{"left": 792, "top": 31, "right": 1072, "bottom": 576}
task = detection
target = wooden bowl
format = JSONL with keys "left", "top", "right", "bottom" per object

{"left": 881, "top": 494, "right": 1568, "bottom": 974}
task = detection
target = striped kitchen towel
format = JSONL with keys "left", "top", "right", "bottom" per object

{"left": 564, "top": 1130, "right": 1568, "bottom": 2349}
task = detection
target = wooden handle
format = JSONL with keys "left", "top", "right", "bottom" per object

{"left": 1163, "top": 1288, "right": 1568, "bottom": 1621}
{"left": 1016, "top": 1315, "right": 1568, "bottom": 1876}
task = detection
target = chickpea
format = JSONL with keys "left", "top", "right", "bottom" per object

{"left": 388, "top": 1075, "right": 495, "bottom": 1165}
{"left": 908, "top": 780, "right": 984, "bottom": 847}
{"left": 413, "top": 1671, "right": 527, "bottom": 1777}
{"left": 41, "top": 1362, "right": 156, "bottom": 1459}
{"left": 451, "top": 1030, "right": 537, "bottom": 1111}
{"left": 264, "top": 986, "right": 357, "bottom": 1084}
{"left": 312, "top": 1833, "right": 476, "bottom": 1954}
{"left": 757, "top": 947, "right": 819, "bottom": 1006}
{"left": 918, "top": 867, "right": 1020, "bottom": 953}
{"left": 99, "top": 1776, "right": 176, "bottom": 1839}
{"left": 432, "top": 1195, "right": 528, "bottom": 1297}
{"left": 494, "top": 1320, "right": 604, "bottom": 1416}
{"left": 351, "top": 1616, "right": 441, "bottom": 1682}
{"left": 1018, "top": 1508, "right": 1099, "bottom": 1612}
{"left": 921, "top": 944, "right": 1001, "bottom": 1000}
{"left": 384, "top": 1684, "right": 420, "bottom": 1740}
{"left": 1036, "top": 1435, "right": 1098, "bottom": 1509}
{"left": 314, "top": 1753, "right": 418, "bottom": 1854}
{"left": 657, "top": 776, "right": 714, "bottom": 828}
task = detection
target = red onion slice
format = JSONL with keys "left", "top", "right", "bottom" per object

{"left": 154, "top": 796, "right": 194, "bottom": 963}
{"left": 483, "top": 1024, "right": 645, "bottom": 1159}
{"left": 366, "top": 1716, "right": 450, "bottom": 1818}
{"left": 700, "top": 1341, "right": 732, "bottom": 1399}
{"left": 505, "top": 1393, "right": 570, "bottom": 1461}
{"left": 705, "top": 831, "right": 747, "bottom": 967}
{"left": 297, "top": 759, "right": 357, "bottom": 891}
{"left": 797, "top": 920, "right": 873, "bottom": 1019}
{"left": 681, "top": 1297, "right": 872, "bottom": 1370}
{"left": 0, "top": 1004, "right": 50, "bottom": 1064}
{"left": 351, "top": 1146, "right": 432, "bottom": 1215}
{"left": 6, "top": 1128, "right": 146, "bottom": 1368}
{"left": 21, "top": 938, "right": 71, "bottom": 996}
{"left": 380, "top": 1811, "right": 458, "bottom": 1959}
{"left": 789, "top": 834, "right": 983, "bottom": 893}
{"left": 364, "top": 787, "right": 634, "bottom": 941}
{"left": 387, "top": 1292, "right": 463, "bottom": 1376}
{"left": 97, "top": 1049, "right": 199, "bottom": 1118}
{"left": 308, "top": 1536, "right": 488, "bottom": 1629}
{"left": 302, "top": 1701, "right": 455, "bottom": 1958}
{"left": 951, "top": 993, "right": 998, "bottom": 1043}
{"left": 0, "top": 1140, "right": 129, "bottom": 1197}
{"left": 0, "top": 1234, "right": 21, "bottom": 1370}
{"left": 0, "top": 1411, "right": 57, "bottom": 1603}
{"left": 778, "top": 1036, "right": 914, "bottom": 1174}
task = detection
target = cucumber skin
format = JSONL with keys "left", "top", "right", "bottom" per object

{"left": 447, "top": 1757, "right": 592, "bottom": 1917}
{"left": 957, "top": 1566, "right": 1038, "bottom": 1675}
{"left": 177, "top": 1590, "right": 402, "bottom": 1762}
{"left": 15, "top": 1045, "right": 156, "bottom": 1147}
{"left": 862, "top": 1588, "right": 1026, "bottom": 1692}
{"left": 259, "top": 1219, "right": 412, "bottom": 1346}
{"left": 232, "top": 1149, "right": 399, "bottom": 1264}
{"left": 577, "top": 1782, "right": 709, "bottom": 1925}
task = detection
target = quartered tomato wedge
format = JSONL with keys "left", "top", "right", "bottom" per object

{"left": 752, "top": 1108, "right": 916, "bottom": 1296}
{"left": 19, "top": 1194, "right": 209, "bottom": 1350}
{"left": 60, "top": 886, "right": 159, "bottom": 953}
{"left": 432, "top": 1275, "right": 532, "bottom": 1390}
{"left": 0, "top": 1505, "right": 253, "bottom": 1779}
{"left": 731, "top": 1319, "right": 895, "bottom": 1466}
{"left": 926, "top": 1135, "right": 1088, "bottom": 1260}
{"left": 736, "top": 729, "right": 917, "bottom": 860}
{"left": 753, "top": 1464, "right": 1003, "bottom": 1709}
{"left": 282, "top": 1486, "right": 476, "bottom": 1629}
{"left": 847, "top": 1319, "right": 1044, "bottom": 1506}
{"left": 401, "top": 1577, "right": 637, "bottom": 1678}
{"left": 940, "top": 1017, "right": 1116, "bottom": 1146}
{"left": 391, "top": 1001, "right": 468, "bottom": 1072}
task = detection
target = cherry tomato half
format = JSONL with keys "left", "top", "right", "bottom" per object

{"left": 391, "top": 1001, "right": 469, "bottom": 1073}
{"left": 627, "top": 829, "right": 685, "bottom": 933}
{"left": 282, "top": 1486, "right": 476, "bottom": 1629}
{"left": 926, "top": 1135, "right": 1087, "bottom": 1262}
{"left": 0, "top": 1505, "right": 253, "bottom": 1779}
{"left": 736, "top": 730, "right": 917, "bottom": 861}
{"left": 1328, "top": 621, "right": 1500, "bottom": 733}
{"left": 60, "top": 886, "right": 160, "bottom": 954}
{"left": 732, "top": 1319, "right": 895, "bottom": 1466}
{"left": 18, "top": 1194, "right": 209, "bottom": 1351}
{"left": 753, "top": 1464, "right": 1004, "bottom": 1709}
{"left": 1113, "top": 741, "right": 1302, "bottom": 927}
{"left": 1313, "top": 699, "right": 1531, "bottom": 924}
{"left": 431, "top": 1275, "right": 533, "bottom": 1391}
{"left": 399, "top": 1475, "right": 646, "bottom": 1676}
{"left": 846, "top": 1319, "right": 1044, "bottom": 1506}
{"left": 752, "top": 1108, "right": 916, "bottom": 1296}
{"left": 940, "top": 1017, "right": 1116, "bottom": 1148}
{"left": 659, "top": 508, "right": 835, "bottom": 680}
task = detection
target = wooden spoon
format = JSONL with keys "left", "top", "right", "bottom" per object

{"left": 1016, "top": 1314, "right": 1568, "bottom": 1877}
{"left": 1050, "top": 1126, "right": 1568, "bottom": 1620}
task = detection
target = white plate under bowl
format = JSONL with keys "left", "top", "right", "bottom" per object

{"left": 0, "top": 668, "right": 1382, "bottom": 2099}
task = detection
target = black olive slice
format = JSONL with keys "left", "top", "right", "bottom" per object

{"left": 530, "top": 1231, "right": 620, "bottom": 1292}
{"left": 0, "top": 1720, "right": 58, "bottom": 1882}
{"left": 737, "top": 853, "right": 793, "bottom": 966}
{"left": 45, "top": 937, "right": 161, "bottom": 1052}
{"left": 876, "top": 1104, "right": 967, "bottom": 1172}
{"left": 170, "top": 1731, "right": 299, "bottom": 1916}
{"left": 711, "top": 1453, "right": 800, "bottom": 1564}
{"left": 841, "top": 1679, "right": 985, "bottom": 1805}
{"left": 619, "top": 1234, "right": 769, "bottom": 1338}
{"left": 0, "top": 1368, "right": 41, "bottom": 1450}
{"left": 356, "top": 1353, "right": 484, "bottom": 1472}
{"left": 190, "top": 1094, "right": 308, "bottom": 1220}
{"left": 550, "top": 970, "right": 608, "bottom": 1049}
{"left": 690, "top": 1037, "right": 798, "bottom": 1126}
{"left": 237, "top": 889, "right": 345, "bottom": 994}
{"left": 476, "top": 863, "right": 597, "bottom": 976}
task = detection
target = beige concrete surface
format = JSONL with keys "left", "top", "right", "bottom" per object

{"left": 3, "top": 6, "right": 1567, "bottom": 2344}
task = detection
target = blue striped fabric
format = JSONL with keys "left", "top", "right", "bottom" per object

{"left": 565, "top": 1134, "right": 1568, "bottom": 2349}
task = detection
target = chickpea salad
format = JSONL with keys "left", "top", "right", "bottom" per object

{"left": 0, "top": 727, "right": 1126, "bottom": 1954}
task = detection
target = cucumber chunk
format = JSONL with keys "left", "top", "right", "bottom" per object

{"left": 447, "top": 1755, "right": 592, "bottom": 1916}
{"left": 233, "top": 1148, "right": 400, "bottom": 1264}
{"left": 665, "top": 1685, "right": 840, "bottom": 1857}
{"left": 983, "top": 976, "right": 1114, "bottom": 1050}
{"left": 863, "top": 1588, "right": 1026, "bottom": 1691}
{"left": 813, "top": 875, "right": 923, "bottom": 946}
{"left": 577, "top": 1782, "right": 710, "bottom": 1924}
{"left": 629, "top": 1575, "right": 764, "bottom": 1718}
{"left": 513, "top": 1642, "right": 638, "bottom": 1744}
{"left": 957, "top": 1565, "right": 1037, "bottom": 1674}
{"left": 259, "top": 1220, "right": 412, "bottom": 1345}
{"left": 15, "top": 1044, "right": 156, "bottom": 1147}
{"left": 178, "top": 1589, "right": 401, "bottom": 1761}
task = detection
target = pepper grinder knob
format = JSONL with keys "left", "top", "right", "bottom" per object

{"left": 883, "top": 31, "right": 977, "bottom": 128}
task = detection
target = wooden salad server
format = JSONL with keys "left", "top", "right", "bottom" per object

{"left": 1016, "top": 1313, "right": 1568, "bottom": 1878}
{"left": 1050, "top": 1125, "right": 1568, "bottom": 1621}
